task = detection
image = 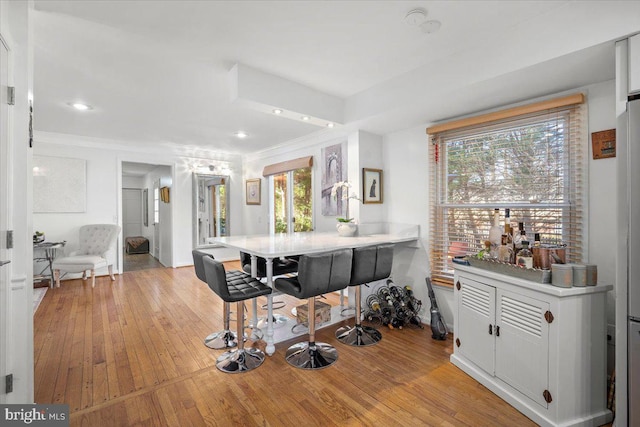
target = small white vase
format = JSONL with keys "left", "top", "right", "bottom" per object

{"left": 336, "top": 222, "right": 357, "bottom": 237}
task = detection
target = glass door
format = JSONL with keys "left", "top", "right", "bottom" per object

{"left": 271, "top": 168, "right": 312, "bottom": 234}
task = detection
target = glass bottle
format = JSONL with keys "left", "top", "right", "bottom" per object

{"left": 488, "top": 209, "right": 502, "bottom": 259}
{"left": 516, "top": 241, "right": 534, "bottom": 269}
{"left": 533, "top": 233, "right": 541, "bottom": 248}
{"left": 498, "top": 234, "right": 514, "bottom": 263}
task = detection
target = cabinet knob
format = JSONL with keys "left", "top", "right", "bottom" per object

{"left": 455, "top": 338, "right": 461, "bottom": 347}
{"left": 495, "top": 325, "right": 500, "bottom": 337}
{"left": 489, "top": 324, "right": 493, "bottom": 335}
{"left": 456, "top": 281, "right": 461, "bottom": 290}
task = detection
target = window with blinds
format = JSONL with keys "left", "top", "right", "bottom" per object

{"left": 428, "top": 96, "right": 587, "bottom": 286}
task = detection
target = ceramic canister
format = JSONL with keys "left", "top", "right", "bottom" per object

{"left": 551, "top": 264, "right": 573, "bottom": 288}
{"left": 572, "top": 264, "right": 587, "bottom": 287}
{"left": 585, "top": 264, "right": 598, "bottom": 286}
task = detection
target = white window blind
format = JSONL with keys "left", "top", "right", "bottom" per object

{"left": 428, "top": 96, "right": 587, "bottom": 286}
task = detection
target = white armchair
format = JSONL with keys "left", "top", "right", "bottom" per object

{"left": 53, "top": 224, "right": 121, "bottom": 288}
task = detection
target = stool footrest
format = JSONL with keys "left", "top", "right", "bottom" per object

{"left": 204, "top": 330, "right": 237, "bottom": 349}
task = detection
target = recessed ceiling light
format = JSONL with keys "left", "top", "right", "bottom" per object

{"left": 326, "top": 123, "right": 335, "bottom": 128}
{"left": 273, "top": 108, "right": 283, "bottom": 114}
{"left": 234, "top": 131, "right": 248, "bottom": 138}
{"left": 301, "top": 116, "right": 310, "bottom": 121}
{"left": 69, "top": 102, "right": 92, "bottom": 111}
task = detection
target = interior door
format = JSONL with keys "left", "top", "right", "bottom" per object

{"left": 122, "top": 188, "right": 142, "bottom": 241}
{"left": 0, "top": 36, "right": 11, "bottom": 404}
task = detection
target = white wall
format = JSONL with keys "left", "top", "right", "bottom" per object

{"left": 383, "top": 80, "right": 619, "bottom": 340}
{"left": 32, "top": 133, "right": 243, "bottom": 273}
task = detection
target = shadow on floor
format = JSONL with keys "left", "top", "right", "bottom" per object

{"left": 123, "top": 253, "right": 164, "bottom": 272}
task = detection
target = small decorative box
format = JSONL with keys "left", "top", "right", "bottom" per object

{"left": 296, "top": 300, "right": 331, "bottom": 326}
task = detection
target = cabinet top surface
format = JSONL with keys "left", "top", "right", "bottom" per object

{"left": 455, "top": 264, "right": 612, "bottom": 297}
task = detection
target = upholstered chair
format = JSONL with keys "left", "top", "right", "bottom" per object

{"left": 52, "top": 224, "right": 121, "bottom": 288}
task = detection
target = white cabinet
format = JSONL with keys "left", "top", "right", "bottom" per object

{"left": 452, "top": 265, "right": 613, "bottom": 427}
{"left": 629, "top": 33, "right": 640, "bottom": 94}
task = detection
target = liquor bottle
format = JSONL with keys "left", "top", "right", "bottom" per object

{"left": 504, "top": 208, "right": 512, "bottom": 238}
{"left": 488, "top": 209, "right": 502, "bottom": 258}
{"left": 513, "top": 222, "right": 524, "bottom": 250}
{"left": 533, "top": 233, "right": 541, "bottom": 248}
{"left": 498, "top": 234, "right": 514, "bottom": 263}
{"left": 516, "top": 241, "right": 534, "bottom": 269}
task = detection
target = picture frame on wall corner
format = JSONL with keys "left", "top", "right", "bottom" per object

{"left": 363, "top": 168, "right": 383, "bottom": 204}
{"left": 246, "top": 178, "right": 261, "bottom": 205}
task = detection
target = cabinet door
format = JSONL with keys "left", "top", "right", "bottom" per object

{"left": 456, "top": 277, "right": 496, "bottom": 375}
{"left": 495, "top": 289, "right": 549, "bottom": 408}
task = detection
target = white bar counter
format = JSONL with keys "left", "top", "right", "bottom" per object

{"left": 209, "top": 223, "right": 419, "bottom": 355}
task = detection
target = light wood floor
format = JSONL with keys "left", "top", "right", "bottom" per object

{"left": 34, "top": 262, "right": 538, "bottom": 426}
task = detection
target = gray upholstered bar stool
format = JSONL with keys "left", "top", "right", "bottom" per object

{"left": 203, "top": 256, "right": 272, "bottom": 373}
{"left": 274, "top": 249, "right": 353, "bottom": 370}
{"left": 192, "top": 249, "right": 244, "bottom": 350}
{"left": 336, "top": 243, "right": 394, "bottom": 346}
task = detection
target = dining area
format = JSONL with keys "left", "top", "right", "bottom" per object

{"left": 192, "top": 223, "right": 420, "bottom": 372}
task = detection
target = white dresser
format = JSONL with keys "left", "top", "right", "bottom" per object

{"left": 452, "top": 265, "right": 613, "bottom": 427}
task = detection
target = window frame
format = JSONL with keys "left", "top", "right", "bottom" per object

{"left": 428, "top": 97, "right": 587, "bottom": 286}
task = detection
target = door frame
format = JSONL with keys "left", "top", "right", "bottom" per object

{"left": 117, "top": 159, "right": 175, "bottom": 273}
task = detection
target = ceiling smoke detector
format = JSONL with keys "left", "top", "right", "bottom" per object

{"left": 405, "top": 8, "right": 427, "bottom": 26}
{"left": 421, "top": 20, "right": 442, "bottom": 34}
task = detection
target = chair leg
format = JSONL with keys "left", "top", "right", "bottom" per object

{"left": 82, "top": 271, "right": 87, "bottom": 280}
{"left": 336, "top": 284, "right": 382, "bottom": 346}
{"left": 91, "top": 269, "right": 96, "bottom": 288}
{"left": 285, "top": 297, "right": 338, "bottom": 370}
{"left": 54, "top": 269, "right": 60, "bottom": 288}
{"left": 205, "top": 301, "right": 237, "bottom": 349}
{"left": 109, "top": 265, "right": 115, "bottom": 281}
{"left": 216, "top": 300, "right": 266, "bottom": 374}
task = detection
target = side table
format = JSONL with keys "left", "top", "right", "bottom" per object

{"left": 34, "top": 241, "right": 66, "bottom": 289}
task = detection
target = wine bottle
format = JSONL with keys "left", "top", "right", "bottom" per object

{"left": 488, "top": 209, "right": 502, "bottom": 258}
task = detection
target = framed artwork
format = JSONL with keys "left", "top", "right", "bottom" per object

{"left": 33, "top": 155, "right": 87, "bottom": 212}
{"left": 363, "top": 168, "right": 383, "bottom": 204}
{"left": 246, "top": 178, "right": 261, "bottom": 205}
{"left": 321, "top": 141, "right": 347, "bottom": 216}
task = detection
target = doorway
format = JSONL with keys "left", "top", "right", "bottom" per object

{"left": 121, "top": 162, "right": 170, "bottom": 272}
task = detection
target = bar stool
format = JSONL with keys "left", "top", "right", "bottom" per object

{"left": 203, "top": 256, "right": 272, "bottom": 373}
{"left": 192, "top": 249, "right": 243, "bottom": 349}
{"left": 274, "top": 249, "right": 352, "bottom": 370}
{"left": 336, "top": 244, "right": 394, "bottom": 346}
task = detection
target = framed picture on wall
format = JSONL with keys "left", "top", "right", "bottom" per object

{"left": 363, "top": 168, "right": 383, "bottom": 204}
{"left": 246, "top": 178, "right": 261, "bottom": 205}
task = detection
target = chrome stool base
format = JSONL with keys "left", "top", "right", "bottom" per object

{"left": 335, "top": 324, "right": 382, "bottom": 346}
{"left": 285, "top": 342, "right": 338, "bottom": 370}
{"left": 216, "top": 348, "right": 265, "bottom": 373}
{"left": 204, "top": 330, "right": 237, "bottom": 349}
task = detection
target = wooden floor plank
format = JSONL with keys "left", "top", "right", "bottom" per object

{"left": 34, "top": 264, "right": 571, "bottom": 426}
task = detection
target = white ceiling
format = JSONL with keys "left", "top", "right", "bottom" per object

{"left": 33, "top": 1, "right": 640, "bottom": 157}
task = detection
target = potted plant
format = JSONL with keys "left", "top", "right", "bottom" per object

{"left": 331, "top": 181, "right": 360, "bottom": 237}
